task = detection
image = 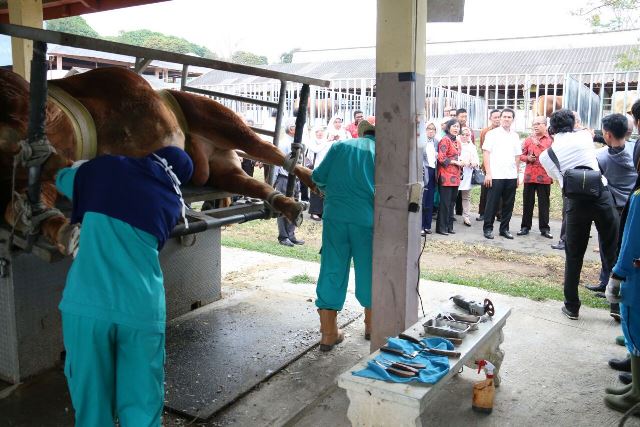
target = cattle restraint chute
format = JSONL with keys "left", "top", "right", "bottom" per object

{"left": 0, "top": 23, "right": 329, "bottom": 384}
{"left": 0, "top": 22, "right": 329, "bottom": 258}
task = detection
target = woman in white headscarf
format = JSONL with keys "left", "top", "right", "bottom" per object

{"left": 458, "top": 126, "right": 480, "bottom": 226}
{"left": 326, "top": 115, "right": 351, "bottom": 143}
{"left": 307, "top": 126, "right": 333, "bottom": 220}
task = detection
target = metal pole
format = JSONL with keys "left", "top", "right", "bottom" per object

{"left": 286, "top": 84, "right": 310, "bottom": 197}
{"left": 268, "top": 81, "right": 288, "bottom": 186}
{"left": 26, "top": 41, "right": 48, "bottom": 213}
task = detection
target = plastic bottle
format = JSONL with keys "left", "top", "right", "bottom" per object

{"left": 472, "top": 360, "right": 495, "bottom": 414}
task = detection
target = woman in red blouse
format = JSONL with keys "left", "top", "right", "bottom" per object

{"left": 436, "top": 119, "right": 463, "bottom": 235}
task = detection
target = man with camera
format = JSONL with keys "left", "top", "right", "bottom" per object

{"left": 539, "top": 109, "right": 619, "bottom": 320}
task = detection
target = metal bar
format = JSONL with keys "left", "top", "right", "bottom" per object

{"left": 268, "top": 81, "right": 288, "bottom": 186}
{"left": 134, "top": 57, "right": 152, "bottom": 74}
{"left": 0, "top": 23, "right": 331, "bottom": 88}
{"left": 180, "top": 64, "right": 188, "bottom": 91}
{"left": 27, "top": 41, "right": 48, "bottom": 213}
{"left": 182, "top": 86, "right": 279, "bottom": 108}
{"left": 169, "top": 209, "right": 270, "bottom": 237}
{"left": 286, "top": 84, "right": 310, "bottom": 197}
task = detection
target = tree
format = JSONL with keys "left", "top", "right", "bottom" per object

{"left": 107, "top": 29, "right": 218, "bottom": 58}
{"left": 45, "top": 16, "right": 99, "bottom": 38}
{"left": 230, "top": 51, "right": 268, "bottom": 66}
{"left": 280, "top": 48, "right": 300, "bottom": 64}
{"left": 575, "top": 1, "right": 640, "bottom": 69}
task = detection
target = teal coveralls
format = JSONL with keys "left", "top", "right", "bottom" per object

{"left": 56, "top": 167, "right": 168, "bottom": 427}
{"left": 312, "top": 135, "right": 375, "bottom": 310}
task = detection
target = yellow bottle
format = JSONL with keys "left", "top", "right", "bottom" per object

{"left": 472, "top": 360, "right": 495, "bottom": 414}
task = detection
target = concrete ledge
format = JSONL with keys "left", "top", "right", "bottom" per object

{"left": 338, "top": 307, "right": 511, "bottom": 426}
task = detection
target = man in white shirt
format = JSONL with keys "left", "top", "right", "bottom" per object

{"left": 482, "top": 108, "right": 522, "bottom": 239}
{"left": 539, "top": 109, "right": 619, "bottom": 320}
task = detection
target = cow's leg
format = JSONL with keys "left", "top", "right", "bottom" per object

{"left": 168, "top": 90, "right": 318, "bottom": 193}
{"left": 207, "top": 153, "right": 304, "bottom": 224}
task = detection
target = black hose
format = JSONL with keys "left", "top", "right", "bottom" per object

{"left": 26, "top": 41, "right": 48, "bottom": 212}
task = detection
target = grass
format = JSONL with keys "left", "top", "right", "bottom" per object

{"left": 220, "top": 214, "right": 606, "bottom": 310}
{"left": 288, "top": 273, "right": 317, "bottom": 284}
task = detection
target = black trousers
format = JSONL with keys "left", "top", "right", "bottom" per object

{"left": 436, "top": 185, "right": 458, "bottom": 233}
{"left": 455, "top": 191, "right": 463, "bottom": 215}
{"left": 520, "top": 183, "right": 551, "bottom": 232}
{"left": 563, "top": 189, "right": 619, "bottom": 313}
{"left": 483, "top": 179, "right": 517, "bottom": 234}
{"left": 598, "top": 206, "right": 625, "bottom": 286}
{"left": 478, "top": 184, "right": 488, "bottom": 215}
{"left": 559, "top": 196, "right": 567, "bottom": 242}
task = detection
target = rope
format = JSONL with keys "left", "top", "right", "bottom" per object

{"left": 619, "top": 401, "right": 640, "bottom": 426}
{"left": 264, "top": 190, "right": 284, "bottom": 216}
{"left": 16, "top": 138, "right": 56, "bottom": 168}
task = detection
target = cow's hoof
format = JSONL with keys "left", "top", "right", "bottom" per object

{"left": 57, "top": 223, "right": 81, "bottom": 257}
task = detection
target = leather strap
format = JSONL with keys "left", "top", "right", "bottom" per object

{"left": 48, "top": 83, "right": 97, "bottom": 160}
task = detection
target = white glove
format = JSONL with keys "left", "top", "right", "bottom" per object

{"left": 605, "top": 277, "right": 622, "bottom": 304}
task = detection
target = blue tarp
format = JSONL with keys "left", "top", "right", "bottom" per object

{"left": 352, "top": 337, "right": 452, "bottom": 384}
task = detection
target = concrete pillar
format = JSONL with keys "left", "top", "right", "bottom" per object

{"left": 8, "top": 0, "right": 43, "bottom": 81}
{"left": 370, "top": 0, "right": 426, "bottom": 350}
{"left": 56, "top": 55, "right": 62, "bottom": 70}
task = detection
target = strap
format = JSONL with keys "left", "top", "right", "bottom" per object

{"left": 546, "top": 147, "right": 563, "bottom": 176}
{"left": 48, "top": 83, "right": 97, "bottom": 160}
{"left": 157, "top": 89, "right": 189, "bottom": 136}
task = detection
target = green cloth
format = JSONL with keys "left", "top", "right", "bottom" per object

{"left": 312, "top": 135, "right": 375, "bottom": 228}
{"left": 62, "top": 313, "right": 165, "bottom": 427}
{"left": 316, "top": 219, "right": 373, "bottom": 310}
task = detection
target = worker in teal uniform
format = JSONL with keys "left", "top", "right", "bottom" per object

{"left": 311, "top": 119, "right": 375, "bottom": 351}
{"left": 605, "top": 183, "right": 640, "bottom": 412}
{"left": 55, "top": 146, "right": 193, "bottom": 426}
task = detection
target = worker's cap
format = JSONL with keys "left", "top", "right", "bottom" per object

{"left": 357, "top": 119, "right": 375, "bottom": 137}
{"left": 285, "top": 117, "right": 297, "bottom": 129}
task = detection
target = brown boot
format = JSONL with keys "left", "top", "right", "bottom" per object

{"left": 364, "top": 308, "right": 372, "bottom": 341}
{"left": 318, "top": 309, "right": 344, "bottom": 352}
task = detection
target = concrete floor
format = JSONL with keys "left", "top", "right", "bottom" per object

{"left": 0, "top": 214, "right": 629, "bottom": 426}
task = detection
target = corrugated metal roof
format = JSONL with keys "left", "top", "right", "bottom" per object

{"left": 190, "top": 44, "right": 639, "bottom": 87}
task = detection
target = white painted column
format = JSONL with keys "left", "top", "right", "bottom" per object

{"left": 8, "top": 0, "right": 43, "bottom": 81}
{"left": 370, "top": 0, "right": 426, "bottom": 350}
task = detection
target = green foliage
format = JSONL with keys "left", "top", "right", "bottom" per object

{"left": 230, "top": 50, "right": 268, "bottom": 66}
{"left": 107, "top": 29, "right": 217, "bottom": 58}
{"left": 617, "top": 47, "right": 640, "bottom": 70}
{"left": 575, "top": 1, "right": 640, "bottom": 69}
{"left": 280, "top": 48, "right": 300, "bottom": 64}
{"left": 45, "top": 16, "right": 99, "bottom": 38}
{"left": 289, "top": 273, "right": 317, "bottom": 284}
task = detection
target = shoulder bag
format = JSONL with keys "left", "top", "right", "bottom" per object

{"left": 471, "top": 168, "right": 485, "bottom": 186}
{"left": 546, "top": 148, "right": 603, "bottom": 201}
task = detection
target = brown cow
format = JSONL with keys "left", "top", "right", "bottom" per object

{"left": 0, "top": 67, "right": 316, "bottom": 254}
{"left": 533, "top": 95, "right": 563, "bottom": 118}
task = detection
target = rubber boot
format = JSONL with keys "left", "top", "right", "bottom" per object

{"left": 606, "top": 373, "right": 633, "bottom": 395}
{"left": 604, "top": 355, "right": 640, "bottom": 412}
{"left": 617, "top": 336, "right": 627, "bottom": 347}
{"left": 318, "top": 309, "right": 344, "bottom": 352}
{"left": 364, "top": 308, "right": 372, "bottom": 341}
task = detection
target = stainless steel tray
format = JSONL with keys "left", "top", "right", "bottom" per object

{"left": 423, "top": 317, "right": 471, "bottom": 339}
{"left": 437, "top": 312, "right": 481, "bottom": 330}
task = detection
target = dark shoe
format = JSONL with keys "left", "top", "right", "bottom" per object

{"left": 551, "top": 240, "right": 565, "bottom": 250}
{"left": 562, "top": 306, "right": 579, "bottom": 320}
{"left": 586, "top": 283, "right": 607, "bottom": 292}
{"left": 436, "top": 230, "right": 449, "bottom": 236}
{"left": 609, "top": 356, "right": 632, "bottom": 372}
{"left": 424, "top": 229, "right": 432, "bottom": 235}
{"left": 310, "top": 214, "right": 321, "bottom": 221}
{"left": 279, "top": 238, "right": 295, "bottom": 247}
{"left": 517, "top": 228, "right": 529, "bottom": 236}
{"left": 290, "top": 238, "right": 305, "bottom": 245}
{"left": 604, "top": 355, "right": 640, "bottom": 412}
{"left": 448, "top": 230, "right": 456, "bottom": 235}
{"left": 499, "top": 231, "right": 514, "bottom": 239}
{"left": 595, "top": 292, "right": 606, "bottom": 299}
{"left": 611, "top": 310, "right": 621, "bottom": 322}
{"left": 619, "top": 372, "right": 632, "bottom": 385}
{"left": 452, "top": 217, "right": 457, "bottom": 222}
{"left": 483, "top": 231, "right": 494, "bottom": 239}
{"left": 476, "top": 215, "right": 484, "bottom": 221}
{"left": 464, "top": 219, "right": 471, "bottom": 227}
{"left": 541, "top": 231, "right": 554, "bottom": 239}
